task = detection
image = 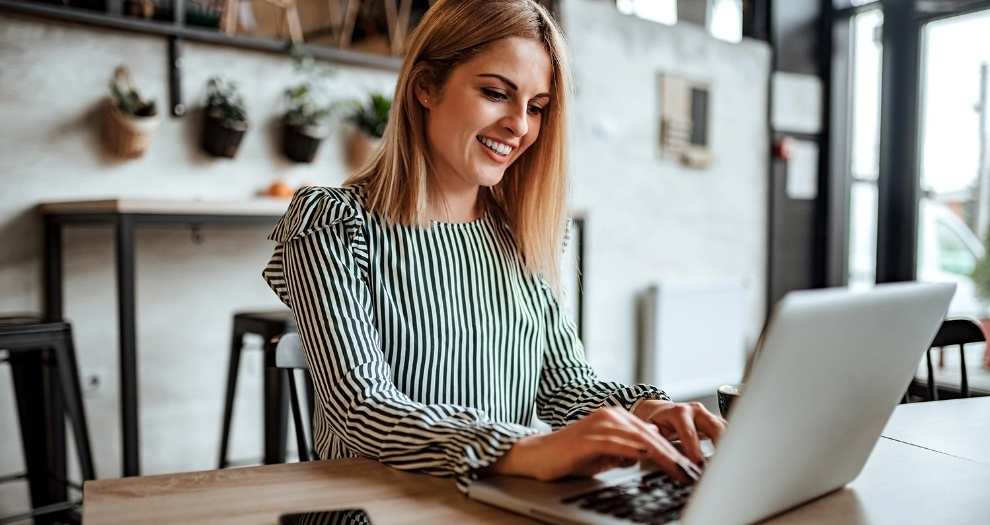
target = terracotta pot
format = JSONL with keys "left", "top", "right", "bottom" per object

{"left": 202, "top": 108, "right": 247, "bottom": 158}
{"left": 347, "top": 130, "right": 381, "bottom": 170}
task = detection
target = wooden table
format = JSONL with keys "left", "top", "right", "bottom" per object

{"left": 83, "top": 398, "right": 990, "bottom": 524}
{"left": 40, "top": 198, "right": 289, "bottom": 478}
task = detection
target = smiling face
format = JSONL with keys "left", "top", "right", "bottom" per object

{"left": 416, "top": 37, "right": 553, "bottom": 199}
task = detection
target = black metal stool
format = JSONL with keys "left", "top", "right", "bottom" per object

{"left": 0, "top": 316, "right": 95, "bottom": 525}
{"left": 217, "top": 311, "right": 297, "bottom": 468}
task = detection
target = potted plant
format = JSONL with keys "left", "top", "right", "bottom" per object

{"left": 967, "top": 227, "right": 990, "bottom": 368}
{"left": 345, "top": 92, "right": 391, "bottom": 169}
{"left": 202, "top": 76, "right": 249, "bottom": 158}
{"left": 104, "top": 65, "right": 160, "bottom": 159}
{"left": 282, "top": 44, "right": 337, "bottom": 163}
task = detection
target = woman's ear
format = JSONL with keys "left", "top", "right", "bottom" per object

{"left": 413, "top": 83, "right": 434, "bottom": 109}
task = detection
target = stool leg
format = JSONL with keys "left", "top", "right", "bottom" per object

{"left": 264, "top": 333, "right": 288, "bottom": 464}
{"left": 218, "top": 326, "right": 245, "bottom": 468}
{"left": 286, "top": 370, "right": 309, "bottom": 462}
{"left": 959, "top": 344, "right": 969, "bottom": 398}
{"left": 304, "top": 371, "right": 315, "bottom": 458}
{"left": 926, "top": 348, "right": 937, "bottom": 401}
{"left": 9, "top": 351, "right": 61, "bottom": 525}
{"left": 53, "top": 329, "right": 96, "bottom": 481}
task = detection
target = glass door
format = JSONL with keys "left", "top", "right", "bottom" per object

{"left": 837, "top": 0, "right": 990, "bottom": 395}
{"left": 915, "top": 8, "right": 990, "bottom": 391}
{"left": 917, "top": 10, "right": 990, "bottom": 320}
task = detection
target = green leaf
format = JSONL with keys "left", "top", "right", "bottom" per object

{"left": 345, "top": 92, "right": 392, "bottom": 138}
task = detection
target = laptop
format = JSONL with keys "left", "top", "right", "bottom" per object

{"left": 468, "top": 282, "right": 955, "bottom": 524}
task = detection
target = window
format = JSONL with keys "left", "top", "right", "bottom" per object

{"left": 616, "top": 0, "right": 677, "bottom": 25}
{"left": 708, "top": 0, "right": 742, "bottom": 43}
{"left": 937, "top": 221, "right": 978, "bottom": 276}
{"left": 845, "top": 7, "right": 884, "bottom": 289}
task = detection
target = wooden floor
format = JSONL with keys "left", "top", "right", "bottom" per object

{"left": 917, "top": 342, "right": 990, "bottom": 394}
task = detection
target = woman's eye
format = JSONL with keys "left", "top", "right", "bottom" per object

{"left": 482, "top": 88, "right": 507, "bottom": 101}
{"left": 528, "top": 105, "right": 545, "bottom": 116}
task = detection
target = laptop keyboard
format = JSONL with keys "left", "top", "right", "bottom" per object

{"left": 560, "top": 470, "right": 695, "bottom": 524}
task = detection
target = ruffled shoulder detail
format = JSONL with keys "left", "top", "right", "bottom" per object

{"left": 263, "top": 186, "right": 368, "bottom": 308}
{"left": 269, "top": 185, "right": 365, "bottom": 244}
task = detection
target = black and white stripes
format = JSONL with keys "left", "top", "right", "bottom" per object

{"left": 264, "top": 186, "right": 668, "bottom": 492}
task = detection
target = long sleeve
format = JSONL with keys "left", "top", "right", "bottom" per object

{"left": 264, "top": 187, "right": 538, "bottom": 493}
{"left": 536, "top": 284, "right": 669, "bottom": 429}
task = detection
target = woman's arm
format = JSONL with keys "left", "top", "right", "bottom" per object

{"left": 535, "top": 286, "right": 667, "bottom": 426}
{"left": 520, "top": 284, "right": 724, "bottom": 480}
{"left": 270, "top": 189, "right": 538, "bottom": 493}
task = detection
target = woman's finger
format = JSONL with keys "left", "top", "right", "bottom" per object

{"left": 663, "top": 406, "right": 706, "bottom": 466}
{"left": 578, "top": 434, "right": 654, "bottom": 463}
{"left": 584, "top": 423, "right": 665, "bottom": 459}
{"left": 610, "top": 410, "right": 697, "bottom": 484}
{"left": 693, "top": 409, "right": 727, "bottom": 445}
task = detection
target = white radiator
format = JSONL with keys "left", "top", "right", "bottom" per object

{"left": 637, "top": 280, "right": 746, "bottom": 401}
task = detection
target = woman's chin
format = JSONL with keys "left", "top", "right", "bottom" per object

{"left": 472, "top": 171, "right": 507, "bottom": 188}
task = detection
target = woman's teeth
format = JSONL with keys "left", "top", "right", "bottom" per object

{"left": 477, "top": 136, "right": 512, "bottom": 157}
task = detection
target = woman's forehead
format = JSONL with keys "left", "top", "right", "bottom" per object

{"left": 455, "top": 38, "right": 553, "bottom": 92}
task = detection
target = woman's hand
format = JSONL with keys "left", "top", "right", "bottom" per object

{"left": 480, "top": 407, "right": 705, "bottom": 484}
{"left": 632, "top": 400, "right": 726, "bottom": 467}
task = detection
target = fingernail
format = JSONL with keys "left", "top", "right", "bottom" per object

{"left": 678, "top": 461, "right": 701, "bottom": 482}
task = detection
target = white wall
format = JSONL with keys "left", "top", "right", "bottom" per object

{"left": 0, "top": 1, "right": 770, "bottom": 515}
{"left": 561, "top": 0, "right": 770, "bottom": 382}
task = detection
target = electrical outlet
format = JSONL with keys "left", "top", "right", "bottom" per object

{"left": 81, "top": 366, "right": 109, "bottom": 398}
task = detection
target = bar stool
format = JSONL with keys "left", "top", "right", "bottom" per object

{"left": 217, "top": 310, "right": 296, "bottom": 468}
{"left": 0, "top": 315, "right": 95, "bottom": 525}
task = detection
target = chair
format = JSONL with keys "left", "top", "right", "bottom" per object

{"left": 905, "top": 318, "right": 986, "bottom": 402}
{"left": 271, "top": 332, "right": 312, "bottom": 462}
{"left": 0, "top": 316, "right": 95, "bottom": 525}
{"left": 218, "top": 311, "right": 296, "bottom": 468}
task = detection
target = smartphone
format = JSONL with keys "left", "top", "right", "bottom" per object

{"left": 278, "top": 508, "right": 372, "bottom": 525}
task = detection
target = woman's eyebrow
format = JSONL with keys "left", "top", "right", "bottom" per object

{"left": 478, "top": 73, "right": 551, "bottom": 99}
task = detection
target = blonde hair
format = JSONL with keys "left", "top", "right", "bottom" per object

{"left": 345, "top": 0, "right": 572, "bottom": 290}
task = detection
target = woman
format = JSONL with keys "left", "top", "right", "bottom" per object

{"left": 264, "top": 0, "right": 724, "bottom": 493}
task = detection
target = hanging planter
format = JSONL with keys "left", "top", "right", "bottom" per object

{"left": 282, "top": 118, "right": 330, "bottom": 163}
{"left": 103, "top": 66, "right": 160, "bottom": 160}
{"left": 280, "top": 44, "right": 337, "bottom": 163}
{"left": 201, "top": 76, "right": 249, "bottom": 158}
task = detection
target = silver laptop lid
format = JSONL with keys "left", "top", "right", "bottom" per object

{"left": 681, "top": 282, "right": 955, "bottom": 524}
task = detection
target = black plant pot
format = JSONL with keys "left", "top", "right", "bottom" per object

{"left": 282, "top": 120, "right": 327, "bottom": 163}
{"left": 202, "top": 108, "right": 247, "bottom": 158}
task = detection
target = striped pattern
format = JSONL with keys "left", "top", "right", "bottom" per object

{"left": 264, "top": 186, "right": 668, "bottom": 492}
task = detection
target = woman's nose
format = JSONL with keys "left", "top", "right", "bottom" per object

{"left": 501, "top": 104, "right": 529, "bottom": 137}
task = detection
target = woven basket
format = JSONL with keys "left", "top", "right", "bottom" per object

{"left": 104, "top": 67, "right": 160, "bottom": 159}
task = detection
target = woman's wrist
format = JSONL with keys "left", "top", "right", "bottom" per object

{"left": 632, "top": 398, "right": 673, "bottom": 420}
{"left": 478, "top": 433, "right": 544, "bottom": 477}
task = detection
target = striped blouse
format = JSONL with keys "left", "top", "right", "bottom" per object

{"left": 263, "top": 185, "right": 668, "bottom": 492}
